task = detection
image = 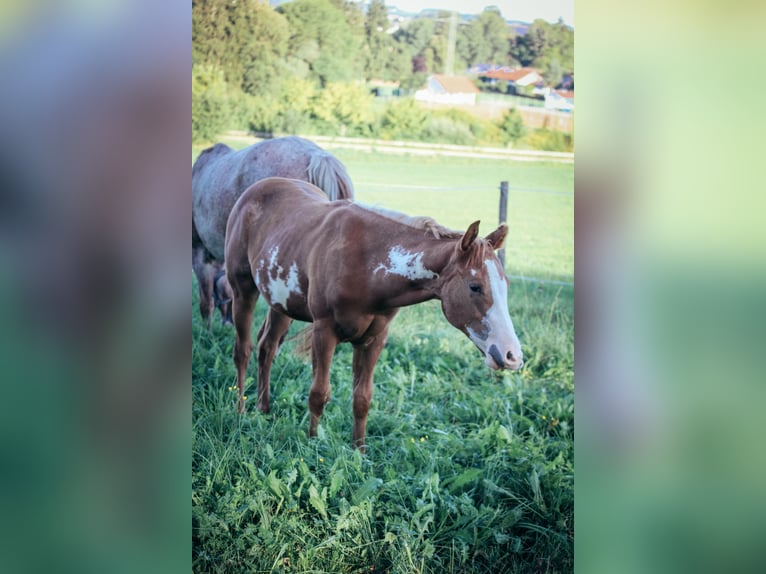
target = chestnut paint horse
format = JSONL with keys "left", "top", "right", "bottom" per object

{"left": 225, "top": 177, "right": 524, "bottom": 453}
{"left": 192, "top": 136, "right": 354, "bottom": 325}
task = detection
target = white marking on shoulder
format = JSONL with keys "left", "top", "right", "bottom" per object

{"left": 373, "top": 245, "right": 437, "bottom": 280}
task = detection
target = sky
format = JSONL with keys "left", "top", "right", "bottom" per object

{"left": 385, "top": 1, "right": 573, "bottom": 26}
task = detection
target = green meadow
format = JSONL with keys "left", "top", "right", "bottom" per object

{"left": 192, "top": 144, "right": 574, "bottom": 572}
{"left": 335, "top": 150, "right": 573, "bottom": 283}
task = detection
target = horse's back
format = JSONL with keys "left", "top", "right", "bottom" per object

{"left": 225, "top": 177, "right": 331, "bottom": 278}
{"left": 235, "top": 177, "right": 329, "bottom": 220}
{"left": 194, "top": 137, "right": 352, "bottom": 261}
{"left": 192, "top": 138, "right": 315, "bottom": 207}
{"left": 232, "top": 137, "right": 319, "bottom": 184}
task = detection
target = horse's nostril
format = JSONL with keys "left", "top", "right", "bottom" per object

{"left": 506, "top": 351, "right": 514, "bottom": 361}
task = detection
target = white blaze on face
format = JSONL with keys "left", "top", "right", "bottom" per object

{"left": 374, "top": 246, "right": 437, "bottom": 280}
{"left": 466, "top": 259, "right": 523, "bottom": 368}
{"left": 257, "top": 246, "right": 303, "bottom": 309}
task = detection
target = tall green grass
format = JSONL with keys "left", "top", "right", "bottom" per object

{"left": 193, "top": 278, "right": 573, "bottom": 573}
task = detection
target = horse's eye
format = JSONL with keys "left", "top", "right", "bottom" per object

{"left": 469, "top": 284, "right": 482, "bottom": 294}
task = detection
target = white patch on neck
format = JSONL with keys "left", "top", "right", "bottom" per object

{"left": 258, "top": 246, "right": 303, "bottom": 308}
{"left": 373, "top": 245, "right": 437, "bottom": 281}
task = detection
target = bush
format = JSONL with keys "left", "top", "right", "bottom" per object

{"left": 245, "top": 94, "right": 281, "bottom": 135}
{"left": 422, "top": 116, "right": 475, "bottom": 146}
{"left": 192, "top": 65, "right": 232, "bottom": 143}
{"left": 310, "top": 82, "right": 374, "bottom": 136}
{"left": 436, "top": 108, "right": 505, "bottom": 146}
{"left": 499, "top": 108, "right": 526, "bottom": 145}
{"left": 524, "top": 128, "right": 574, "bottom": 152}
{"left": 380, "top": 99, "right": 429, "bottom": 140}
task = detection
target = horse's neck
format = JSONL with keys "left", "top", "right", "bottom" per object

{"left": 374, "top": 238, "right": 456, "bottom": 309}
{"left": 421, "top": 239, "right": 459, "bottom": 277}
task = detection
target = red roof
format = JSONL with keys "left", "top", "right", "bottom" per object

{"left": 481, "top": 67, "right": 542, "bottom": 82}
{"left": 555, "top": 89, "right": 574, "bottom": 100}
{"left": 431, "top": 74, "right": 480, "bottom": 94}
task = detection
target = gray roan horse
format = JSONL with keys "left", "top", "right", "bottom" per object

{"left": 192, "top": 136, "right": 354, "bottom": 324}
{"left": 225, "top": 177, "right": 523, "bottom": 453}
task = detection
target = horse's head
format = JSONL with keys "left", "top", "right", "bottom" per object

{"left": 439, "top": 221, "right": 523, "bottom": 371}
{"left": 213, "top": 270, "right": 233, "bottom": 325}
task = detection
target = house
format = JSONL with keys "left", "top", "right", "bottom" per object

{"left": 369, "top": 79, "right": 401, "bottom": 98}
{"left": 544, "top": 88, "right": 574, "bottom": 112}
{"left": 414, "top": 74, "right": 480, "bottom": 106}
{"left": 478, "top": 67, "right": 544, "bottom": 95}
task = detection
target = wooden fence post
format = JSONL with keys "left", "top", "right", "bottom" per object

{"left": 498, "top": 181, "right": 508, "bottom": 269}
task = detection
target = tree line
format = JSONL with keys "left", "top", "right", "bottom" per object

{"left": 192, "top": 0, "right": 574, "bottom": 149}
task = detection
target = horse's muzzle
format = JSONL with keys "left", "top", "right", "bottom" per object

{"left": 488, "top": 344, "right": 524, "bottom": 371}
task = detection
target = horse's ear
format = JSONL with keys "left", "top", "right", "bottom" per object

{"left": 485, "top": 223, "right": 508, "bottom": 250}
{"left": 460, "top": 221, "right": 480, "bottom": 252}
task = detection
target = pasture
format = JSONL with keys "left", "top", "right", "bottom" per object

{"left": 192, "top": 144, "right": 574, "bottom": 572}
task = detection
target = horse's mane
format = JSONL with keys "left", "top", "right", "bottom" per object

{"left": 357, "top": 203, "right": 463, "bottom": 239}
{"left": 464, "top": 239, "right": 496, "bottom": 268}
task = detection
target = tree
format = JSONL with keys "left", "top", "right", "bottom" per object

{"left": 192, "top": 0, "right": 289, "bottom": 98}
{"left": 238, "top": 2, "right": 290, "bottom": 97}
{"left": 543, "top": 57, "right": 563, "bottom": 87}
{"left": 192, "top": 0, "right": 227, "bottom": 67}
{"left": 192, "top": 65, "right": 231, "bottom": 143}
{"left": 392, "top": 15, "right": 449, "bottom": 74}
{"left": 457, "top": 7, "right": 509, "bottom": 67}
{"left": 278, "top": 0, "right": 362, "bottom": 86}
{"left": 509, "top": 19, "right": 573, "bottom": 84}
{"left": 328, "top": 0, "right": 365, "bottom": 29}
{"left": 384, "top": 42, "right": 415, "bottom": 84}
{"left": 394, "top": 18, "right": 434, "bottom": 58}
{"left": 364, "top": 0, "right": 393, "bottom": 80}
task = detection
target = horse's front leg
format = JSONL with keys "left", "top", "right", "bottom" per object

{"left": 308, "top": 320, "right": 338, "bottom": 438}
{"left": 351, "top": 327, "right": 389, "bottom": 453}
{"left": 256, "top": 308, "right": 293, "bottom": 413}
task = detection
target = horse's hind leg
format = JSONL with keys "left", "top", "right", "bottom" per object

{"left": 256, "top": 308, "right": 293, "bottom": 413}
{"left": 193, "top": 217, "right": 217, "bottom": 326}
{"left": 192, "top": 246, "right": 217, "bottom": 326}
{"left": 229, "top": 272, "right": 259, "bottom": 414}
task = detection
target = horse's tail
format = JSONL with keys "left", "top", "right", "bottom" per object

{"left": 290, "top": 325, "right": 313, "bottom": 359}
{"left": 306, "top": 151, "right": 355, "bottom": 201}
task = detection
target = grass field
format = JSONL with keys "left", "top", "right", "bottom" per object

{"left": 335, "top": 150, "right": 573, "bottom": 283}
{"left": 192, "top": 144, "right": 574, "bottom": 572}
